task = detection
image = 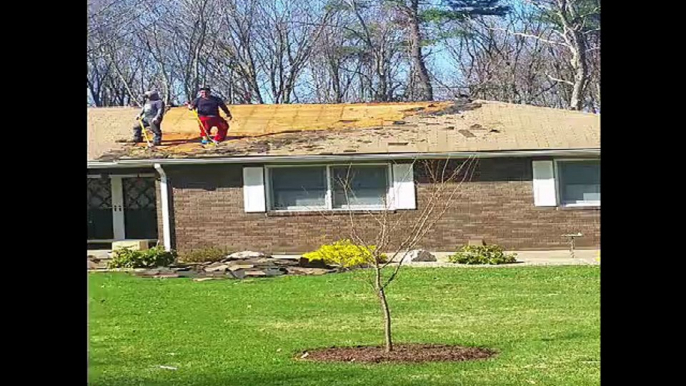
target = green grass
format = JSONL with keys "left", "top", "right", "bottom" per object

{"left": 88, "top": 266, "right": 600, "bottom": 386}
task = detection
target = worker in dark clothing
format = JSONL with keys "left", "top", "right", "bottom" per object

{"left": 133, "top": 90, "right": 165, "bottom": 145}
{"left": 187, "top": 86, "right": 233, "bottom": 144}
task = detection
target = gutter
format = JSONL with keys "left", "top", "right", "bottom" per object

{"left": 153, "top": 163, "right": 172, "bottom": 252}
{"left": 89, "top": 148, "right": 600, "bottom": 169}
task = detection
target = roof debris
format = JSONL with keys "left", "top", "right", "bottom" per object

{"left": 88, "top": 100, "right": 599, "bottom": 162}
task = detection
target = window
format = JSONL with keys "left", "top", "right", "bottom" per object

{"left": 557, "top": 160, "right": 600, "bottom": 206}
{"left": 270, "top": 166, "right": 327, "bottom": 210}
{"left": 267, "top": 164, "right": 391, "bottom": 211}
{"left": 332, "top": 165, "right": 389, "bottom": 209}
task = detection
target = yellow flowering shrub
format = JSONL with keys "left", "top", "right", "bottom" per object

{"left": 302, "top": 239, "right": 386, "bottom": 268}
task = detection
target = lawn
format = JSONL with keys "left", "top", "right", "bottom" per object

{"left": 88, "top": 266, "right": 600, "bottom": 386}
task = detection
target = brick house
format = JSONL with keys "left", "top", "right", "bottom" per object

{"left": 87, "top": 100, "right": 600, "bottom": 253}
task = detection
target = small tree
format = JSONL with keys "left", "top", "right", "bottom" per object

{"left": 311, "top": 157, "right": 478, "bottom": 352}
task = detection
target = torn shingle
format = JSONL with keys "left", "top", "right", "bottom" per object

{"left": 458, "top": 130, "right": 476, "bottom": 138}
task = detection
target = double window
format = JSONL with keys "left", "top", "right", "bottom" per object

{"left": 267, "top": 164, "right": 391, "bottom": 211}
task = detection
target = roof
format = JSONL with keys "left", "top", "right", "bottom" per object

{"left": 88, "top": 100, "right": 599, "bottom": 162}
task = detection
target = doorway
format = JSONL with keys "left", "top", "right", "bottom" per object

{"left": 87, "top": 174, "right": 159, "bottom": 243}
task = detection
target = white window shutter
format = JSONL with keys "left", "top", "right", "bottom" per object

{"left": 532, "top": 160, "right": 557, "bottom": 206}
{"left": 391, "top": 163, "right": 416, "bottom": 210}
{"left": 243, "top": 167, "right": 266, "bottom": 212}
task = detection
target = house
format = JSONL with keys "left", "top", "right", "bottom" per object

{"left": 87, "top": 100, "right": 600, "bottom": 253}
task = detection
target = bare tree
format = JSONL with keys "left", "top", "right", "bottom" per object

{"left": 209, "top": 0, "right": 265, "bottom": 104}
{"left": 498, "top": 0, "right": 600, "bottom": 110}
{"left": 134, "top": 1, "right": 179, "bottom": 106}
{"left": 310, "top": 157, "right": 478, "bottom": 352}
{"left": 165, "top": 0, "right": 223, "bottom": 102}
{"left": 87, "top": 0, "right": 599, "bottom": 109}
{"left": 88, "top": 0, "right": 172, "bottom": 106}
{"left": 339, "top": 0, "right": 406, "bottom": 102}
{"left": 307, "top": 10, "right": 363, "bottom": 103}
{"left": 434, "top": 0, "right": 599, "bottom": 111}
{"left": 87, "top": 0, "right": 140, "bottom": 56}
{"left": 439, "top": 5, "right": 561, "bottom": 106}
{"left": 542, "top": 0, "right": 598, "bottom": 110}
{"left": 249, "top": 0, "right": 336, "bottom": 103}
{"left": 377, "top": 0, "right": 511, "bottom": 102}
{"left": 394, "top": 0, "right": 434, "bottom": 101}
{"left": 88, "top": 0, "right": 138, "bottom": 106}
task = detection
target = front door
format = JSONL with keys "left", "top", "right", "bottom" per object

{"left": 122, "top": 177, "right": 158, "bottom": 240}
{"left": 87, "top": 174, "right": 158, "bottom": 242}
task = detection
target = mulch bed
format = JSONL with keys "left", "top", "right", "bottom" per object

{"left": 299, "top": 344, "right": 497, "bottom": 364}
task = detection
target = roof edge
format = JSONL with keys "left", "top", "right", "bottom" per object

{"left": 87, "top": 149, "right": 600, "bottom": 169}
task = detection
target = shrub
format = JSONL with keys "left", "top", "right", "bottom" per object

{"left": 448, "top": 244, "right": 517, "bottom": 265}
{"left": 302, "top": 239, "right": 386, "bottom": 268}
{"left": 179, "top": 247, "right": 230, "bottom": 263}
{"left": 108, "top": 247, "right": 177, "bottom": 269}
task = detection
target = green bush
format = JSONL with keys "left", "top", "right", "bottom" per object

{"left": 448, "top": 244, "right": 517, "bottom": 265}
{"left": 179, "top": 247, "right": 230, "bottom": 263}
{"left": 108, "top": 247, "right": 177, "bottom": 269}
{"left": 302, "top": 239, "right": 386, "bottom": 268}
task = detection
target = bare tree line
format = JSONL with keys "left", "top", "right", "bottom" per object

{"left": 87, "top": 0, "right": 600, "bottom": 112}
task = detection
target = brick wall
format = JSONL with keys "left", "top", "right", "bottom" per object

{"left": 158, "top": 158, "right": 599, "bottom": 253}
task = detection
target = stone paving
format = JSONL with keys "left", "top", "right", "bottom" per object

{"left": 88, "top": 249, "right": 600, "bottom": 277}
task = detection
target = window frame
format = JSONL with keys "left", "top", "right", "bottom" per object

{"left": 554, "top": 158, "right": 600, "bottom": 208}
{"left": 265, "top": 163, "right": 394, "bottom": 212}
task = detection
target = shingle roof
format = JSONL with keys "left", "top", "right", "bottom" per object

{"left": 88, "top": 100, "right": 599, "bottom": 162}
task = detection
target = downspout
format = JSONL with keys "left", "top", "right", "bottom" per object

{"left": 153, "top": 163, "right": 172, "bottom": 252}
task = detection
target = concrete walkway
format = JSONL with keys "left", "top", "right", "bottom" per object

{"left": 405, "top": 250, "right": 599, "bottom": 267}
{"left": 274, "top": 249, "right": 599, "bottom": 267}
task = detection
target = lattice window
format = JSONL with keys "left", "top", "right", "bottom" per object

{"left": 87, "top": 178, "right": 112, "bottom": 210}
{"left": 123, "top": 178, "right": 156, "bottom": 210}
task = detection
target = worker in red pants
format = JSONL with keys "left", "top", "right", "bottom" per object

{"left": 187, "top": 86, "right": 233, "bottom": 144}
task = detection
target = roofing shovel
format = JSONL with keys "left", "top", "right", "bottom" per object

{"left": 137, "top": 118, "right": 153, "bottom": 149}
{"left": 191, "top": 109, "right": 218, "bottom": 146}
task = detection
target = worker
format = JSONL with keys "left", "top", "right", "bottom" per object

{"left": 187, "top": 86, "right": 233, "bottom": 144}
{"left": 132, "top": 90, "right": 165, "bottom": 146}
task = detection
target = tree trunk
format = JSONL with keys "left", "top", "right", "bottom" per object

{"left": 568, "top": 29, "right": 587, "bottom": 110}
{"left": 162, "top": 75, "right": 171, "bottom": 106}
{"left": 556, "top": 0, "right": 590, "bottom": 111}
{"left": 375, "top": 267, "right": 393, "bottom": 352}
{"left": 376, "top": 56, "right": 388, "bottom": 102}
{"left": 87, "top": 78, "right": 102, "bottom": 106}
{"left": 408, "top": 0, "right": 433, "bottom": 101}
{"left": 378, "top": 287, "right": 392, "bottom": 352}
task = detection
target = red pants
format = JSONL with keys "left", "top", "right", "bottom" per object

{"left": 198, "top": 116, "right": 229, "bottom": 142}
